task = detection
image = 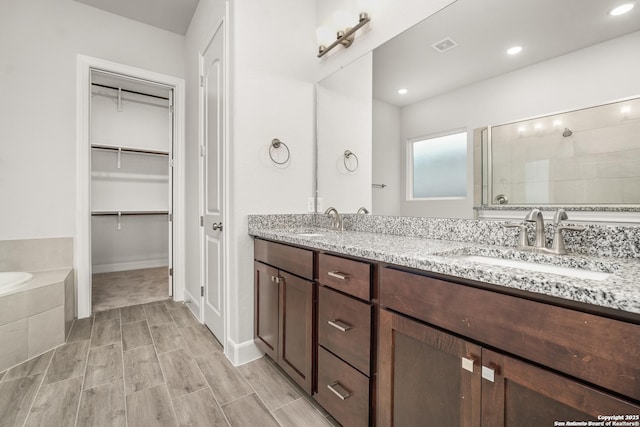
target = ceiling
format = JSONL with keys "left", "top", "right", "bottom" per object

{"left": 373, "top": 0, "right": 640, "bottom": 107}
{"left": 74, "top": 0, "right": 200, "bottom": 35}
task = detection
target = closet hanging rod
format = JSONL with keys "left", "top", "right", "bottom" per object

{"left": 91, "top": 210, "right": 169, "bottom": 216}
{"left": 91, "top": 83, "right": 170, "bottom": 100}
{"left": 91, "top": 144, "right": 169, "bottom": 156}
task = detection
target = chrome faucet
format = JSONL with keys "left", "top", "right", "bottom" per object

{"left": 524, "top": 208, "right": 546, "bottom": 248}
{"left": 356, "top": 207, "right": 370, "bottom": 214}
{"left": 505, "top": 208, "right": 584, "bottom": 255}
{"left": 324, "top": 207, "right": 343, "bottom": 231}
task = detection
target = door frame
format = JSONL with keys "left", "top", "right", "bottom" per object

{"left": 76, "top": 55, "right": 186, "bottom": 318}
{"left": 198, "top": 15, "right": 230, "bottom": 349}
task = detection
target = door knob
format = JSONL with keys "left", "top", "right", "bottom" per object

{"left": 212, "top": 222, "right": 223, "bottom": 231}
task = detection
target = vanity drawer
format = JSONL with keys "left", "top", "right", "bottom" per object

{"left": 319, "top": 253, "right": 371, "bottom": 301}
{"left": 316, "top": 346, "right": 369, "bottom": 427}
{"left": 254, "top": 239, "right": 313, "bottom": 280}
{"left": 318, "top": 286, "right": 372, "bottom": 376}
{"left": 379, "top": 267, "right": 640, "bottom": 401}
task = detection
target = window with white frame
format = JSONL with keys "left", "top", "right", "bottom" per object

{"left": 409, "top": 131, "right": 467, "bottom": 199}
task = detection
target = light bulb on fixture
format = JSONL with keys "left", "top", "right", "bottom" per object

{"left": 398, "top": 88, "right": 408, "bottom": 95}
{"left": 507, "top": 45, "right": 523, "bottom": 55}
{"left": 609, "top": 2, "right": 635, "bottom": 15}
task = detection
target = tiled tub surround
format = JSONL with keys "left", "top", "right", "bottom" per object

{"left": 0, "top": 238, "right": 75, "bottom": 372}
{"left": 248, "top": 214, "right": 640, "bottom": 315}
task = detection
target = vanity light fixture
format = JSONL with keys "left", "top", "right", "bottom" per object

{"left": 507, "top": 45, "right": 523, "bottom": 55}
{"left": 318, "top": 12, "right": 371, "bottom": 58}
{"left": 609, "top": 2, "right": 635, "bottom": 15}
{"left": 398, "top": 88, "right": 408, "bottom": 95}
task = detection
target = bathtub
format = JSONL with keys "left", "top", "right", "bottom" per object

{"left": 0, "top": 272, "right": 34, "bottom": 295}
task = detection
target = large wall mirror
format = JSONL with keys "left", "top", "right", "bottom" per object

{"left": 317, "top": 0, "right": 640, "bottom": 218}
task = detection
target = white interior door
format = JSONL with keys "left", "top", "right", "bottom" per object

{"left": 202, "top": 22, "right": 225, "bottom": 343}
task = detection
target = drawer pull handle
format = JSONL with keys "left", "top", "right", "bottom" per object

{"left": 482, "top": 366, "right": 495, "bottom": 382}
{"left": 270, "top": 275, "right": 280, "bottom": 284}
{"left": 328, "top": 271, "right": 350, "bottom": 280}
{"left": 461, "top": 357, "right": 474, "bottom": 373}
{"left": 327, "top": 381, "right": 352, "bottom": 400}
{"left": 328, "top": 319, "right": 352, "bottom": 332}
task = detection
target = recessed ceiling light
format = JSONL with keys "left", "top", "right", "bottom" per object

{"left": 398, "top": 88, "right": 408, "bottom": 95}
{"left": 609, "top": 2, "right": 635, "bottom": 15}
{"left": 507, "top": 46, "right": 523, "bottom": 55}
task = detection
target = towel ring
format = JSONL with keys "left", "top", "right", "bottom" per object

{"left": 269, "top": 138, "right": 290, "bottom": 165}
{"left": 344, "top": 150, "right": 359, "bottom": 172}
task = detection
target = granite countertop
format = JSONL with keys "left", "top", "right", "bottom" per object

{"left": 249, "top": 227, "right": 640, "bottom": 316}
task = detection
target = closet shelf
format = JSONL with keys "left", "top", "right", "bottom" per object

{"left": 91, "top": 144, "right": 169, "bottom": 156}
{"left": 91, "top": 210, "right": 169, "bottom": 216}
{"left": 91, "top": 171, "right": 168, "bottom": 182}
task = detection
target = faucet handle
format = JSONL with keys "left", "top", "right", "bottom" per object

{"left": 553, "top": 208, "right": 568, "bottom": 224}
{"left": 551, "top": 225, "right": 585, "bottom": 254}
{"left": 504, "top": 223, "right": 529, "bottom": 248}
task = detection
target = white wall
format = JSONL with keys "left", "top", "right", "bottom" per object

{"left": 398, "top": 30, "right": 640, "bottom": 218}
{"left": 372, "top": 99, "right": 401, "bottom": 215}
{"left": 0, "top": 0, "right": 186, "bottom": 241}
{"left": 318, "top": 53, "right": 372, "bottom": 212}
{"left": 186, "top": 0, "right": 317, "bottom": 364}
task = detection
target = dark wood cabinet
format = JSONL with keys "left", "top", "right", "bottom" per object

{"left": 378, "top": 266, "right": 640, "bottom": 427}
{"left": 254, "top": 240, "right": 314, "bottom": 394}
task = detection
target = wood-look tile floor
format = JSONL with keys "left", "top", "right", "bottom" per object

{"left": 0, "top": 299, "right": 338, "bottom": 427}
{"left": 92, "top": 268, "right": 169, "bottom": 312}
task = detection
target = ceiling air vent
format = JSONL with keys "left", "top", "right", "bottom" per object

{"left": 432, "top": 37, "right": 458, "bottom": 53}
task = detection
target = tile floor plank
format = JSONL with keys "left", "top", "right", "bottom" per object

{"left": 84, "top": 343, "right": 123, "bottom": 390}
{"left": 3, "top": 350, "right": 53, "bottom": 382}
{"left": 144, "top": 304, "right": 174, "bottom": 326}
{"left": 239, "top": 356, "right": 300, "bottom": 411}
{"left": 90, "top": 318, "right": 121, "bottom": 349}
{"left": 120, "top": 305, "right": 146, "bottom": 324}
{"left": 67, "top": 317, "right": 93, "bottom": 343}
{"left": 24, "top": 376, "right": 82, "bottom": 427}
{"left": 94, "top": 308, "right": 120, "bottom": 323}
{"left": 221, "top": 393, "right": 279, "bottom": 427}
{"left": 123, "top": 345, "right": 164, "bottom": 395}
{"left": 77, "top": 379, "right": 126, "bottom": 427}
{"left": 150, "top": 323, "right": 187, "bottom": 354}
{"left": 273, "top": 398, "right": 334, "bottom": 427}
{"left": 158, "top": 348, "right": 207, "bottom": 399}
{"left": 126, "top": 384, "right": 177, "bottom": 427}
{"left": 44, "top": 340, "right": 89, "bottom": 384}
{"left": 167, "top": 305, "right": 199, "bottom": 328}
{"left": 172, "top": 388, "right": 229, "bottom": 427}
{"left": 196, "top": 352, "right": 253, "bottom": 404}
{"left": 0, "top": 374, "right": 43, "bottom": 427}
{"left": 180, "top": 324, "right": 222, "bottom": 356}
{"left": 122, "top": 320, "right": 153, "bottom": 351}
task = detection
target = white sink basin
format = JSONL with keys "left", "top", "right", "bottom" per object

{"left": 458, "top": 255, "right": 611, "bottom": 281}
{"left": 296, "top": 233, "right": 324, "bottom": 237}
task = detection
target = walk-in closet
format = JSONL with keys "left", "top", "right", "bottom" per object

{"left": 89, "top": 70, "right": 174, "bottom": 312}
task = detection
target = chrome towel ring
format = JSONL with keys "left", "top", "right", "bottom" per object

{"left": 344, "top": 150, "right": 359, "bottom": 172}
{"left": 269, "top": 138, "right": 290, "bottom": 165}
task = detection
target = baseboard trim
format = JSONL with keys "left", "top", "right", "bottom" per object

{"left": 183, "top": 288, "right": 201, "bottom": 322}
{"left": 92, "top": 259, "right": 168, "bottom": 274}
{"left": 225, "top": 337, "right": 263, "bottom": 366}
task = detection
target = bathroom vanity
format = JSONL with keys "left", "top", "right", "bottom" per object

{"left": 250, "top": 215, "right": 640, "bottom": 426}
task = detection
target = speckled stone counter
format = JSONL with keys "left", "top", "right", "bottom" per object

{"left": 249, "top": 216, "right": 640, "bottom": 316}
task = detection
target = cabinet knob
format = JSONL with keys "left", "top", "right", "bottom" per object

{"left": 328, "top": 271, "right": 350, "bottom": 280}
{"left": 327, "top": 319, "right": 352, "bottom": 332}
{"left": 461, "top": 357, "right": 475, "bottom": 373}
{"left": 327, "top": 381, "right": 352, "bottom": 400}
{"left": 481, "top": 365, "right": 495, "bottom": 382}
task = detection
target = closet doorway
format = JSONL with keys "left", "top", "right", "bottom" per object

{"left": 89, "top": 70, "right": 174, "bottom": 312}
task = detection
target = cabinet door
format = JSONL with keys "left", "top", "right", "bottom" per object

{"left": 481, "top": 348, "right": 640, "bottom": 426}
{"left": 378, "top": 309, "right": 482, "bottom": 427}
{"left": 279, "top": 272, "right": 314, "bottom": 394}
{"left": 254, "top": 262, "right": 279, "bottom": 360}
